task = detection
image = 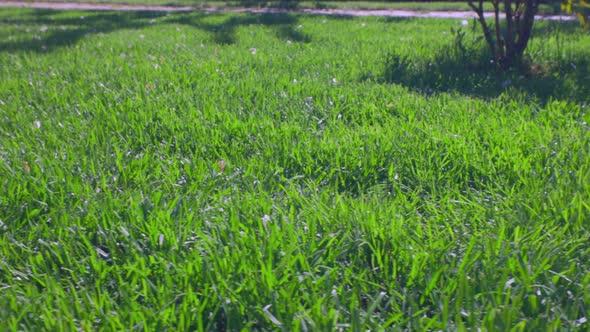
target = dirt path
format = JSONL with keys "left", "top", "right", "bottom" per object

{"left": 0, "top": 1, "right": 576, "bottom": 20}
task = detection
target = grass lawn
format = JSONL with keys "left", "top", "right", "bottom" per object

{"left": 1, "top": 6, "right": 589, "bottom": 331}
{"left": 2, "top": 1, "right": 567, "bottom": 14}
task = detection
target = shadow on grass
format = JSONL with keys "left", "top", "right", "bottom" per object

{"left": 0, "top": 8, "right": 309, "bottom": 52}
{"left": 375, "top": 40, "right": 590, "bottom": 104}
{"left": 226, "top": 0, "right": 300, "bottom": 9}
{"left": 0, "top": 9, "right": 168, "bottom": 52}
{"left": 168, "top": 11, "right": 310, "bottom": 44}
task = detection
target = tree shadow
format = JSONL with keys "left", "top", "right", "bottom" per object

{"left": 0, "top": 8, "right": 309, "bottom": 52}
{"left": 0, "top": 9, "right": 169, "bottom": 53}
{"left": 167, "top": 11, "right": 310, "bottom": 44}
{"left": 226, "top": 0, "right": 300, "bottom": 9}
{"left": 375, "top": 36, "right": 590, "bottom": 104}
{"left": 382, "top": 17, "right": 419, "bottom": 23}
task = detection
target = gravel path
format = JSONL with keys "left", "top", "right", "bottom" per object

{"left": 0, "top": 1, "right": 576, "bottom": 20}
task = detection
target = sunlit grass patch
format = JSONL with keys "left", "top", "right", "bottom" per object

{"left": 0, "top": 8, "right": 589, "bottom": 331}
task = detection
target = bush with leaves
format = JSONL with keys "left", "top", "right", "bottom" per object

{"left": 562, "top": 0, "right": 590, "bottom": 28}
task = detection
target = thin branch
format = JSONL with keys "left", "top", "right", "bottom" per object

{"left": 504, "top": 0, "right": 515, "bottom": 63}
{"left": 493, "top": 0, "right": 503, "bottom": 61}
{"left": 468, "top": 0, "right": 497, "bottom": 60}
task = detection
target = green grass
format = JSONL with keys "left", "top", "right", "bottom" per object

{"left": 209, "top": 1, "right": 489, "bottom": 11}
{"left": 3, "top": 0, "right": 567, "bottom": 14}
{"left": 1, "top": 7, "right": 589, "bottom": 331}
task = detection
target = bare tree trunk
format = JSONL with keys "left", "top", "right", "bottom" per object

{"left": 515, "top": 0, "right": 538, "bottom": 57}
{"left": 493, "top": 0, "right": 503, "bottom": 63}
{"left": 468, "top": 0, "right": 540, "bottom": 70}
{"left": 468, "top": 0, "right": 496, "bottom": 59}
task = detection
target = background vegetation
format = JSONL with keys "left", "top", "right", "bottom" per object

{"left": 1, "top": 0, "right": 568, "bottom": 15}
